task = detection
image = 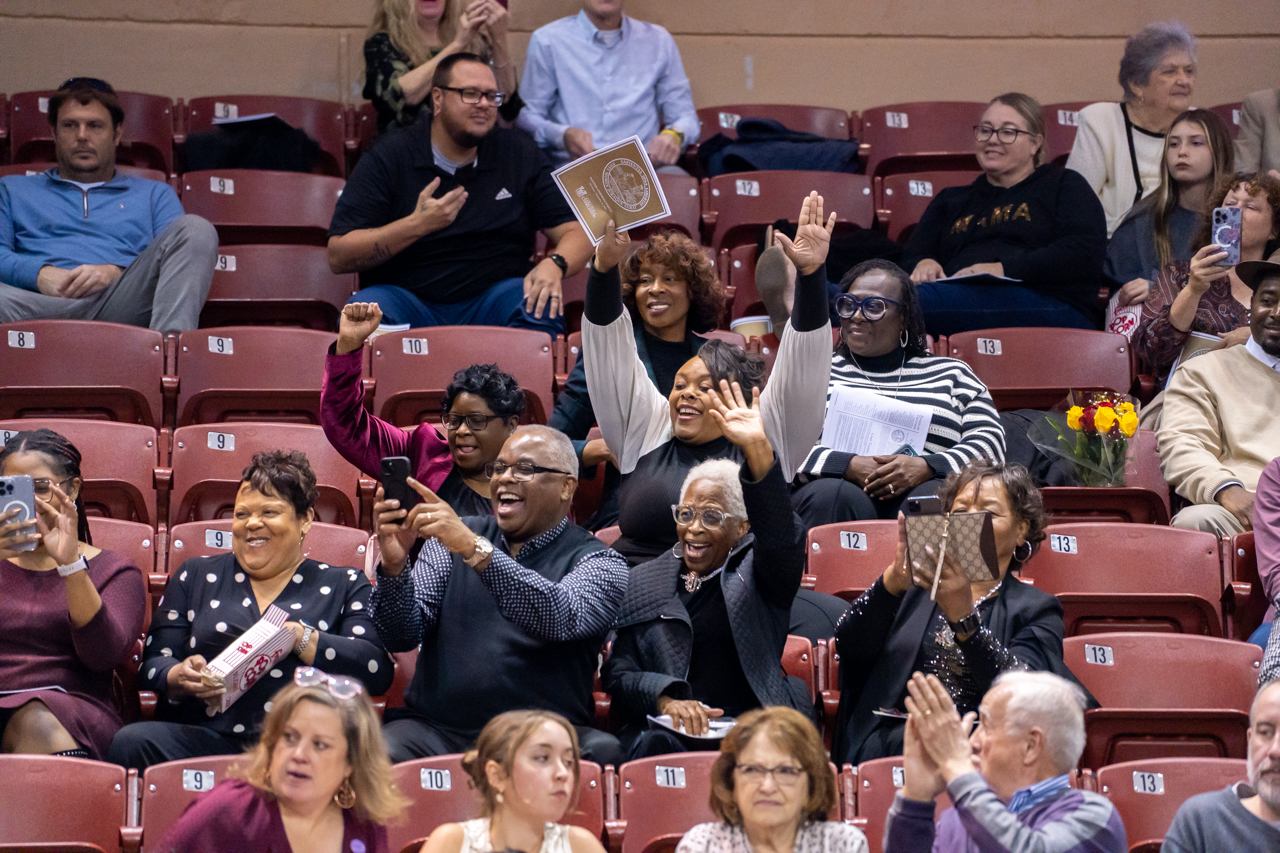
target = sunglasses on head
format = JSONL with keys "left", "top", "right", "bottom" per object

{"left": 294, "top": 666, "right": 364, "bottom": 701}
{"left": 58, "top": 77, "right": 115, "bottom": 94}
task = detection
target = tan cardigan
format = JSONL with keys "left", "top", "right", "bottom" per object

{"left": 1158, "top": 345, "right": 1280, "bottom": 505}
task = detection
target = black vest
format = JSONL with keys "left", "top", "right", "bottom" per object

{"left": 406, "top": 516, "right": 609, "bottom": 734}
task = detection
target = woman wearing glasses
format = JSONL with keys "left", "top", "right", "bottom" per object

{"left": 677, "top": 707, "right": 868, "bottom": 853}
{"left": 791, "top": 261, "right": 1004, "bottom": 527}
{"left": 323, "top": 301, "right": 522, "bottom": 517}
{"left": 902, "top": 93, "right": 1108, "bottom": 334}
{"left": 604, "top": 385, "right": 811, "bottom": 758}
{"left": 0, "top": 428, "right": 146, "bottom": 760}
{"left": 109, "top": 451, "right": 393, "bottom": 771}
{"left": 156, "top": 667, "right": 408, "bottom": 853}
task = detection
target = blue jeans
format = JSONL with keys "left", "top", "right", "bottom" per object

{"left": 1250, "top": 620, "right": 1272, "bottom": 649}
{"left": 348, "top": 277, "right": 563, "bottom": 337}
{"left": 916, "top": 281, "right": 1095, "bottom": 336}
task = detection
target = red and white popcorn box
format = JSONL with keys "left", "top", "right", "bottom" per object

{"left": 203, "top": 604, "right": 295, "bottom": 713}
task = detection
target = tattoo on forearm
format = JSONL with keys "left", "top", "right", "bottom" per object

{"left": 349, "top": 242, "right": 393, "bottom": 272}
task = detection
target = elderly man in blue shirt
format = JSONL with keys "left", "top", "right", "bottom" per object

{"left": 517, "top": 0, "right": 700, "bottom": 171}
{"left": 0, "top": 78, "right": 216, "bottom": 331}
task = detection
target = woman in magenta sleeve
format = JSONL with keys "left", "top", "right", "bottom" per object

{"left": 0, "top": 428, "right": 146, "bottom": 760}
{"left": 321, "top": 302, "right": 523, "bottom": 517}
{"left": 157, "top": 668, "right": 408, "bottom": 853}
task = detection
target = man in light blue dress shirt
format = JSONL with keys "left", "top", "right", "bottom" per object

{"left": 517, "top": 0, "right": 700, "bottom": 170}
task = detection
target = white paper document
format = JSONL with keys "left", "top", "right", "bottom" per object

{"left": 646, "top": 714, "right": 737, "bottom": 740}
{"left": 819, "top": 386, "right": 933, "bottom": 456}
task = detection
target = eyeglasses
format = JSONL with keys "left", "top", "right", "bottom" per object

{"left": 484, "top": 461, "right": 573, "bottom": 481}
{"left": 58, "top": 77, "right": 115, "bottom": 93}
{"left": 437, "top": 86, "right": 505, "bottom": 107}
{"left": 441, "top": 412, "right": 507, "bottom": 432}
{"left": 834, "top": 293, "right": 903, "bottom": 322}
{"left": 972, "top": 124, "right": 1035, "bottom": 144}
{"left": 32, "top": 477, "right": 74, "bottom": 499}
{"left": 671, "top": 505, "right": 738, "bottom": 529}
{"left": 294, "top": 666, "right": 365, "bottom": 701}
{"left": 734, "top": 763, "right": 806, "bottom": 786}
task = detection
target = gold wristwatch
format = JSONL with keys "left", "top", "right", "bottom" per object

{"left": 464, "top": 536, "right": 494, "bottom": 567}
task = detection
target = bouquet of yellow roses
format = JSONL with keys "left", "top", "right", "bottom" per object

{"left": 1028, "top": 395, "right": 1139, "bottom": 486}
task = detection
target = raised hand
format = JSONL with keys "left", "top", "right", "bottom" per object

{"left": 336, "top": 302, "right": 384, "bottom": 355}
{"left": 904, "top": 672, "right": 978, "bottom": 783}
{"left": 411, "top": 177, "right": 467, "bottom": 236}
{"left": 0, "top": 506, "right": 38, "bottom": 562}
{"left": 593, "top": 219, "right": 632, "bottom": 273}
{"left": 881, "top": 512, "right": 912, "bottom": 596}
{"left": 35, "top": 484, "right": 79, "bottom": 567}
{"left": 901, "top": 712, "right": 946, "bottom": 802}
{"left": 774, "top": 191, "right": 836, "bottom": 276}
{"left": 1187, "top": 243, "right": 1230, "bottom": 293}
{"left": 708, "top": 378, "right": 774, "bottom": 480}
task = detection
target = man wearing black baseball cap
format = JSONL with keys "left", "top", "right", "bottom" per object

{"left": 1159, "top": 258, "right": 1280, "bottom": 534}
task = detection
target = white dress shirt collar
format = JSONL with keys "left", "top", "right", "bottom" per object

{"left": 1245, "top": 334, "right": 1280, "bottom": 372}
{"left": 575, "top": 9, "right": 629, "bottom": 46}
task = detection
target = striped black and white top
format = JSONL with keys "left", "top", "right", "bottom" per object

{"left": 798, "top": 349, "right": 1005, "bottom": 479}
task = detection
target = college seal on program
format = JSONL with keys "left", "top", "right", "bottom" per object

{"left": 601, "top": 158, "right": 651, "bottom": 212}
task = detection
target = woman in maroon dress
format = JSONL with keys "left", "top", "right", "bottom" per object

{"left": 0, "top": 428, "right": 146, "bottom": 759}
{"left": 157, "top": 668, "right": 407, "bottom": 853}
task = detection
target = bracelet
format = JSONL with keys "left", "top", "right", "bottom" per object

{"left": 56, "top": 555, "right": 89, "bottom": 578}
{"left": 296, "top": 623, "right": 315, "bottom": 656}
{"left": 660, "top": 128, "right": 685, "bottom": 145}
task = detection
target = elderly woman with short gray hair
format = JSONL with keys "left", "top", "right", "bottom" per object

{"left": 602, "top": 382, "right": 811, "bottom": 759}
{"left": 1068, "top": 20, "right": 1198, "bottom": 236}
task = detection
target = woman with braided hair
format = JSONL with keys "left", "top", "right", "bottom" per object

{"left": 0, "top": 427, "right": 146, "bottom": 759}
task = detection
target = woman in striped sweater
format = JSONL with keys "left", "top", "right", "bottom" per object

{"left": 792, "top": 260, "right": 1005, "bottom": 527}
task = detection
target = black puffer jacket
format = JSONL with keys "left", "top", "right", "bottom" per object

{"left": 602, "top": 459, "right": 811, "bottom": 728}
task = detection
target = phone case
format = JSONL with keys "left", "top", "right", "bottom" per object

{"left": 904, "top": 510, "right": 997, "bottom": 583}
{"left": 379, "top": 457, "right": 420, "bottom": 523}
{"left": 0, "top": 475, "right": 37, "bottom": 552}
{"left": 1212, "top": 207, "right": 1242, "bottom": 267}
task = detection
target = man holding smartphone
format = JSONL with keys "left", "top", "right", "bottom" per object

{"left": 368, "top": 426, "right": 629, "bottom": 766}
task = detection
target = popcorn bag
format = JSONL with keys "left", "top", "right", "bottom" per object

{"left": 201, "top": 604, "right": 294, "bottom": 713}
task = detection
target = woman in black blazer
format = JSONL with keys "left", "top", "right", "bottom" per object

{"left": 832, "top": 462, "right": 1078, "bottom": 765}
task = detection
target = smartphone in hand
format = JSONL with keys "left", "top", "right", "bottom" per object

{"left": 1212, "top": 206, "right": 1242, "bottom": 268}
{"left": 0, "top": 475, "right": 38, "bottom": 552}
{"left": 379, "top": 457, "right": 420, "bottom": 525}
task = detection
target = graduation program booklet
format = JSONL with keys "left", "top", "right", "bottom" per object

{"left": 551, "top": 136, "right": 671, "bottom": 245}
{"left": 819, "top": 386, "right": 933, "bottom": 456}
{"left": 647, "top": 714, "right": 737, "bottom": 745}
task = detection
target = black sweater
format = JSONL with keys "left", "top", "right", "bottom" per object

{"left": 900, "top": 164, "right": 1108, "bottom": 320}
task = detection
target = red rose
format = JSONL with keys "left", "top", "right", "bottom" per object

{"left": 1080, "top": 406, "right": 1098, "bottom": 434}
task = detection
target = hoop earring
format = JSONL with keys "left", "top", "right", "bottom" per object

{"left": 1013, "top": 541, "right": 1033, "bottom": 563}
{"left": 334, "top": 777, "right": 356, "bottom": 809}
{"left": 900, "top": 329, "right": 909, "bottom": 348}
{"left": 671, "top": 541, "right": 685, "bottom": 559}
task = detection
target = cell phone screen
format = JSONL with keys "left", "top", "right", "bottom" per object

{"left": 379, "top": 457, "right": 420, "bottom": 524}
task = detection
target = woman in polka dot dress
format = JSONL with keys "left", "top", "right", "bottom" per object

{"left": 108, "top": 450, "right": 393, "bottom": 771}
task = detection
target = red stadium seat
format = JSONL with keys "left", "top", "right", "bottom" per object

{"left": 165, "top": 520, "right": 371, "bottom": 578}
{"left": 782, "top": 635, "right": 817, "bottom": 703}
{"left": 702, "top": 170, "right": 875, "bottom": 254}
{"left": 612, "top": 753, "right": 719, "bottom": 853}
{"left": 859, "top": 101, "right": 986, "bottom": 179}
{"left": 876, "top": 171, "right": 982, "bottom": 243}
{"left": 1207, "top": 102, "right": 1243, "bottom": 140}
{"left": 8, "top": 89, "right": 176, "bottom": 174}
{"left": 853, "top": 757, "right": 952, "bottom": 853}
{"left": 383, "top": 648, "right": 418, "bottom": 709}
{"left": 173, "top": 326, "right": 335, "bottom": 426}
{"left": 179, "top": 169, "right": 344, "bottom": 246}
{"left": 1041, "top": 102, "right": 1092, "bottom": 165}
{"left": 696, "top": 104, "right": 851, "bottom": 142}
{"left": 1223, "top": 531, "right": 1267, "bottom": 642}
{"left": 0, "top": 162, "right": 168, "bottom": 182}
{"left": 1020, "top": 523, "right": 1223, "bottom": 636}
{"left": 87, "top": 517, "right": 158, "bottom": 574}
{"left": 1096, "top": 757, "right": 1246, "bottom": 853}
{"left": 0, "top": 754, "right": 129, "bottom": 852}
{"left": 719, "top": 244, "right": 763, "bottom": 321}
{"left": 0, "top": 320, "right": 166, "bottom": 426}
{"left": 133, "top": 755, "right": 248, "bottom": 853}
{"left": 631, "top": 172, "right": 702, "bottom": 240}
{"left": 201, "top": 244, "right": 357, "bottom": 331}
{"left": 947, "top": 328, "right": 1132, "bottom": 410}
{"left": 184, "top": 95, "right": 348, "bottom": 176}
{"left": 350, "top": 102, "right": 377, "bottom": 159}
{"left": 805, "top": 520, "right": 897, "bottom": 602}
{"left": 1064, "top": 633, "right": 1261, "bottom": 767}
{"left": 595, "top": 525, "right": 622, "bottom": 546}
{"left": 1040, "top": 428, "right": 1171, "bottom": 525}
{"left": 168, "top": 423, "right": 362, "bottom": 527}
{"left": 368, "top": 327, "right": 556, "bottom": 426}
{"left": 0, "top": 418, "right": 165, "bottom": 527}
{"left": 389, "top": 757, "right": 605, "bottom": 853}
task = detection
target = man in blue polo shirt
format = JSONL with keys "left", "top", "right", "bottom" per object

{"left": 0, "top": 78, "right": 217, "bottom": 331}
{"left": 328, "top": 53, "right": 593, "bottom": 336}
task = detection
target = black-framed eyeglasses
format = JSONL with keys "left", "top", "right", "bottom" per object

{"left": 834, "top": 293, "right": 903, "bottom": 322}
{"left": 485, "top": 461, "right": 573, "bottom": 481}
{"left": 437, "top": 86, "right": 505, "bottom": 107}
{"left": 671, "top": 505, "right": 738, "bottom": 529}
{"left": 441, "top": 412, "right": 507, "bottom": 432}
{"left": 58, "top": 77, "right": 114, "bottom": 93}
{"left": 734, "top": 763, "right": 806, "bottom": 786}
{"left": 294, "top": 666, "right": 365, "bottom": 701}
{"left": 973, "top": 124, "right": 1035, "bottom": 144}
{"left": 32, "top": 477, "right": 75, "bottom": 499}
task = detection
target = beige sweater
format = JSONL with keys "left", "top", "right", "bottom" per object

{"left": 1066, "top": 101, "right": 1165, "bottom": 237}
{"left": 1158, "top": 345, "right": 1280, "bottom": 505}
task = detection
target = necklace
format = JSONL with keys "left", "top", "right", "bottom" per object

{"left": 847, "top": 348, "right": 908, "bottom": 400}
{"left": 973, "top": 578, "right": 1003, "bottom": 607}
{"left": 682, "top": 565, "right": 725, "bottom": 593}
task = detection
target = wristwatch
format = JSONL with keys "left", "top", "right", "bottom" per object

{"left": 464, "top": 536, "right": 494, "bottom": 568}
{"left": 948, "top": 610, "right": 982, "bottom": 638}
{"left": 295, "top": 622, "right": 315, "bottom": 656}
{"left": 56, "top": 555, "right": 89, "bottom": 578}
{"left": 547, "top": 253, "right": 569, "bottom": 275}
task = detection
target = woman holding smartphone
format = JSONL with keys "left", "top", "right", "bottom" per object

{"left": 1133, "top": 171, "right": 1280, "bottom": 385}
